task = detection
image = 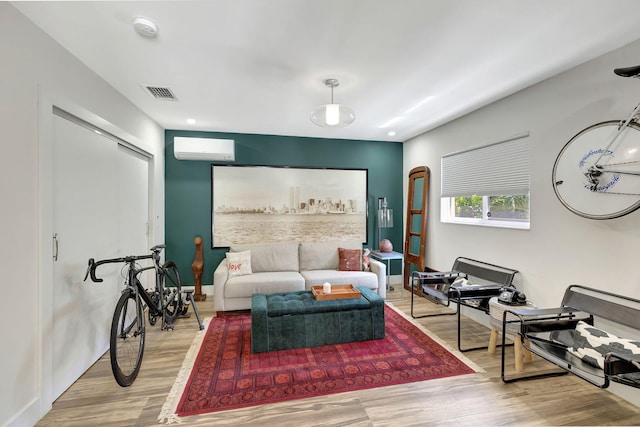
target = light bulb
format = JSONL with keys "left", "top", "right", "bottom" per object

{"left": 326, "top": 104, "right": 340, "bottom": 126}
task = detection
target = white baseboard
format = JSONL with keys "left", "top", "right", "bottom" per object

{"left": 7, "top": 396, "right": 47, "bottom": 427}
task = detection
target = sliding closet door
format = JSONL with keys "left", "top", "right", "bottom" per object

{"left": 51, "top": 113, "right": 150, "bottom": 399}
{"left": 116, "top": 144, "right": 152, "bottom": 286}
{"left": 52, "top": 114, "right": 119, "bottom": 399}
{"left": 117, "top": 145, "right": 149, "bottom": 257}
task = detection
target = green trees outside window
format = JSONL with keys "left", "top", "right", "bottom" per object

{"left": 455, "top": 196, "right": 483, "bottom": 218}
{"left": 455, "top": 195, "right": 529, "bottom": 221}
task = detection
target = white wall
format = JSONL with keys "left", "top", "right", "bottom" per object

{"left": 0, "top": 4, "right": 165, "bottom": 426}
{"left": 405, "top": 37, "right": 640, "bottom": 404}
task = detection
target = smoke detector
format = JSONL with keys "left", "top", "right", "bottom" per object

{"left": 133, "top": 17, "right": 158, "bottom": 38}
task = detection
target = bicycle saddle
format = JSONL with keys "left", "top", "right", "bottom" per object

{"left": 614, "top": 65, "right": 640, "bottom": 78}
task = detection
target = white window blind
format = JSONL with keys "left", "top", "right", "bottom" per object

{"left": 441, "top": 132, "right": 530, "bottom": 198}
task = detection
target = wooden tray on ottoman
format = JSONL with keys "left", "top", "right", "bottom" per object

{"left": 312, "top": 284, "right": 361, "bottom": 300}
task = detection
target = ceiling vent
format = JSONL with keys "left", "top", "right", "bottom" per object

{"left": 143, "top": 85, "right": 178, "bottom": 101}
{"left": 174, "top": 137, "right": 235, "bottom": 161}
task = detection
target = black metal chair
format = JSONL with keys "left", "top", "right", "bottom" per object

{"left": 410, "top": 257, "right": 519, "bottom": 352}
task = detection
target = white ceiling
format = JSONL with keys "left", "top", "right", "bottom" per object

{"left": 13, "top": 0, "right": 640, "bottom": 142}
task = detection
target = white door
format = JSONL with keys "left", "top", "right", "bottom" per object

{"left": 51, "top": 113, "right": 150, "bottom": 399}
{"left": 116, "top": 145, "right": 152, "bottom": 286}
{"left": 117, "top": 144, "right": 150, "bottom": 257}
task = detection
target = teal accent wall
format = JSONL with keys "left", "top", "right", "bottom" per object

{"left": 165, "top": 130, "right": 404, "bottom": 287}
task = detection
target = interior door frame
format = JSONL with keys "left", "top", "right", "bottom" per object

{"left": 36, "top": 87, "right": 154, "bottom": 417}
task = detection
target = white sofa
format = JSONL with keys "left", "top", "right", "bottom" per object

{"left": 213, "top": 240, "right": 386, "bottom": 314}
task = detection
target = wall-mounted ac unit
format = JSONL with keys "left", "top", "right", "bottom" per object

{"left": 173, "top": 137, "right": 235, "bottom": 161}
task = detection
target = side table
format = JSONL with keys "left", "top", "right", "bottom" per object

{"left": 370, "top": 250, "right": 403, "bottom": 300}
{"left": 487, "top": 296, "right": 536, "bottom": 372}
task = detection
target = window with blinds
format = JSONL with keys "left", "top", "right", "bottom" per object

{"left": 440, "top": 133, "right": 530, "bottom": 229}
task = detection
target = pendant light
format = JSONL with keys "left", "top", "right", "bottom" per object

{"left": 310, "top": 79, "right": 355, "bottom": 127}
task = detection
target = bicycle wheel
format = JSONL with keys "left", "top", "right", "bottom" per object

{"left": 110, "top": 289, "right": 145, "bottom": 387}
{"left": 161, "top": 260, "right": 183, "bottom": 325}
{"left": 552, "top": 120, "right": 640, "bottom": 219}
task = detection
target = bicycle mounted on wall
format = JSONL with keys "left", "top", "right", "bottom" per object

{"left": 552, "top": 65, "right": 640, "bottom": 219}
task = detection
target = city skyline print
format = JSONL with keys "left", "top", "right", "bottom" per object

{"left": 211, "top": 165, "right": 368, "bottom": 248}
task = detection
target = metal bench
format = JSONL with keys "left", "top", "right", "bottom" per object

{"left": 501, "top": 285, "right": 640, "bottom": 388}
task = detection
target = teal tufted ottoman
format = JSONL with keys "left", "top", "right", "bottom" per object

{"left": 251, "top": 286, "right": 385, "bottom": 353}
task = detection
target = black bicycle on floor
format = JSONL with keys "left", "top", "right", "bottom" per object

{"left": 84, "top": 244, "right": 203, "bottom": 387}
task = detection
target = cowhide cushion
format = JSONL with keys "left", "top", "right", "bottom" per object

{"left": 557, "top": 321, "right": 640, "bottom": 369}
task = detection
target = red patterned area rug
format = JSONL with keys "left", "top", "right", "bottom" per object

{"left": 159, "top": 304, "right": 479, "bottom": 423}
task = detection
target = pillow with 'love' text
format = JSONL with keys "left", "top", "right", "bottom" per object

{"left": 226, "top": 250, "right": 252, "bottom": 277}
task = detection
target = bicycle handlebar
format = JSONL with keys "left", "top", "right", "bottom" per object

{"left": 84, "top": 245, "right": 166, "bottom": 283}
{"left": 84, "top": 258, "right": 101, "bottom": 282}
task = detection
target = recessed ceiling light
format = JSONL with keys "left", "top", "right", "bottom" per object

{"left": 133, "top": 17, "right": 158, "bottom": 38}
{"left": 186, "top": 118, "right": 196, "bottom": 125}
{"left": 388, "top": 131, "right": 396, "bottom": 136}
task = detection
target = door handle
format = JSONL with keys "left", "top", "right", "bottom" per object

{"left": 53, "top": 233, "right": 59, "bottom": 261}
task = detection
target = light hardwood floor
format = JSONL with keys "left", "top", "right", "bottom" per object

{"left": 37, "top": 289, "right": 640, "bottom": 426}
